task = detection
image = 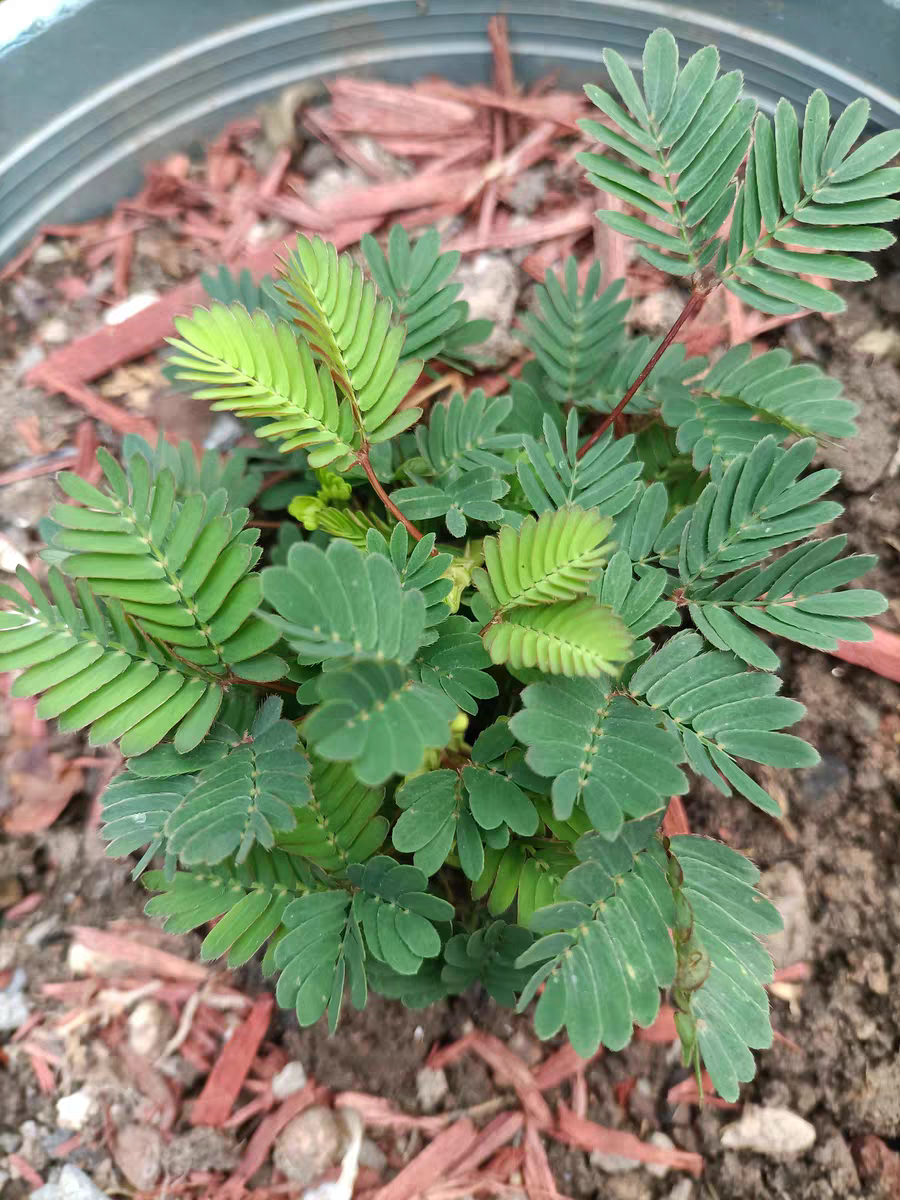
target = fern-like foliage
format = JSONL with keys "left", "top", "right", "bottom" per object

{"left": 393, "top": 466, "right": 510, "bottom": 538}
{"left": 580, "top": 27, "right": 900, "bottom": 310}
{"left": 510, "top": 676, "right": 687, "bottom": 837}
{"left": 262, "top": 539, "right": 427, "bottom": 665}
{"left": 7, "top": 44, "right": 894, "bottom": 1102}
{"left": 442, "top": 922, "right": 534, "bottom": 1005}
{"left": 519, "top": 257, "right": 629, "bottom": 405}
{"left": 278, "top": 234, "right": 424, "bottom": 441}
{"left": 661, "top": 345, "right": 859, "bottom": 467}
{"left": 516, "top": 824, "right": 675, "bottom": 1055}
{"left": 43, "top": 448, "right": 283, "bottom": 682}
{"left": 165, "top": 699, "right": 308, "bottom": 867}
{"left": 276, "top": 753, "right": 387, "bottom": 871}
{"left": 629, "top": 631, "right": 817, "bottom": 816}
{"left": 667, "top": 836, "right": 782, "bottom": 1102}
{"left": 362, "top": 225, "right": 491, "bottom": 368}
{"left": 476, "top": 507, "right": 615, "bottom": 610}
{"left": 413, "top": 390, "right": 520, "bottom": 478}
{"left": 517, "top": 412, "right": 642, "bottom": 516}
{"left": 685, "top": 534, "right": 886, "bottom": 667}
{"left": 0, "top": 568, "right": 228, "bottom": 756}
{"left": 303, "top": 660, "right": 458, "bottom": 785}
{"left": 144, "top": 847, "right": 314, "bottom": 969}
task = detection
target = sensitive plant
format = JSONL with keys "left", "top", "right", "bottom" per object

{"left": 2, "top": 28, "right": 898, "bottom": 1102}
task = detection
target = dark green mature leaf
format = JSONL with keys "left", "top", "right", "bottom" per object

{"left": 686, "top": 535, "right": 886, "bottom": 664}
{"left": 510, "top": 676, "right": 686, "bottom": 837}
{"left": 275, "top": 888, "right": 365, "bottom": 1030}
{"left": 414, "top": 390, "right": 520, "bottom": 477}
{"left": 165, "top": 699, "right": 309, "bottom": 866}
{"left": 362, "top": 224, "right": 489, "bottom": 369}
{"left": 366, "top": 524, "right": 453, "bottom": 640}
{"left": 517, "top": 411, "right": 642, "bottom": 516}
{"left": 100, "top": 772, "right": 192, "bottom": 879}
{"left": 415, "top": 616, "right": 498, "bottom": 715}
{"left": 669, "top": 836, "right": 781, "bottom": 1102}
{"left": 516, "top": 837, "right": 675, "bottom": 1055}
{"left": 629, "top": 630, "right": 818, "bottom": 815}
{"left": 144, "top": 847, "right": 313, "bottom": 968}
{"left": 347, "top": 855, "right": 454, "bottom": 976}
{"left": 442, "top": 921, "right": 534, "bottom": 1005}
{"left": 276, "top": 753, "right": 386, "bottom": 871}
{"left": 676, "top": 436, "right": 842, "bottom": 586}
{"left": 303, "top": 660, "right": 457, "bottom": 785}
{"left": 393, "top": 468, "right": 509, "bottom": 537}
{"left": 262, "top": 538, "right": 427, "bottom": 664}
{"left": 45, "top": 447, "right": 283, "bottom": 684}
{"left": 663, "top": 345, "right": 858, "bottom": 468}
{"left": 519, "top": 256, "right": 629, "bottom": 405}
{"left": 0, "top": 569, "right": 232, "bottom": 758}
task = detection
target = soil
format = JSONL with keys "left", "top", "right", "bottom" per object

{"left": 0, "top": 130, "right": 898, "bottom": 1200}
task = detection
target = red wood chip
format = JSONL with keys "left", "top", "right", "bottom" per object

{"left": 373, "top": 1118, "right": 478, "bottom": 1200}
{"left": 554, "top": 1103, "right": 704, "bottom": 1176}
{"left": 524, "top": 1121, "right": 561, "bottom": 1200}
{"left": 190, "top": 996, "right": 273, "bottom": 1127}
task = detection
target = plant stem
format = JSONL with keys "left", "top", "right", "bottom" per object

{"left": 577, "top": 289, "right": 709, "bottom": 460}
{"left": 356, "top": 450, "right": 427, "bottom": 543}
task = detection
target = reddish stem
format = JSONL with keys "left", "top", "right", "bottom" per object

{"left": 357, "top": 451, "right": 427, "bottom": 543}
{"left": 577, "top": 289, "right": 708, "bottom": 460}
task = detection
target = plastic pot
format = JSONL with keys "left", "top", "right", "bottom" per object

{"left": 1, "top": 0, "right": 898, "bottom": 264}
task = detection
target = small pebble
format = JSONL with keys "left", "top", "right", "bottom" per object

{"left": 720, "top": 1105, "right": 816, "bottom": 1156}
{"left": 272, "top": 1060, "right": 309, "bottom": 1099}
{"left": 273, "top": 1106, "right": 345, "bottom": 1187}
{"left": 32, "top": 1164, "right": 111, "bottom": 1200}
{"left": 416, "top": 1066, "right": 449, "bottom": 1113}
{"left": 127, "top": 999, "right": 175, "bottom": 1059}
{"left": 113, "top": 1124, "right": 163, "bottom": 1190}
{"left": 56, "top": 1087, "right": 98, "bottom": 1133}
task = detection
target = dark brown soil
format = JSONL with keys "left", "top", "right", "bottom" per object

{"left": 1, "top": 208, "right": 898, "bottom": 1200}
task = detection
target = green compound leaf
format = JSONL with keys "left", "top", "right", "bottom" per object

{"left": 686, "top": 535, "right": 886, "bottom": 666}
{"left": 414, "top": 390, "right": 520, "bottom": 477}
{"left": 518, "top": 256, "right": 629, "bottom": 405}
{"left": 144, "top": 847, "right": 314, "bottom": 968}
{"left": 100, "top": 771, "right": 192, "bottom": 879}
{"left": 441, "top": 921, "right": 534, "bottom": 1006}
{"left": 516, "top": 836, "right": 675, "bottom": 1057}
{"left": 277, "top": 233, "right": 425, "bottom": 448}
{"left": 361, "top": 224, "right": 489, "bottom": 369}
{"left": 165, "top": 699, "right": 310, "bottom": 867}
{"left": 46, "top": 448, "right": 283, "bottom": 682}
{"left": 629, "top": 630, "right": 818, "bottom": 816}
{"left": 475, "top": 506, "right": 615, "bottom": 611}
{"left": 589, "top": 550, "right": 680, "bottom": 646}
{"left": 262, "top": 538, "right": 427, "bottom": 665}
{"left": 414, "top": 616, "right": 498, "bottom": 716}
{"left": 303, "top": 660, "right": 458, "bottom": 785}
{"left": 517, "top": 411, "right": 642, "bottom": 517}
{"left": 662, "top": 344, "right": 859, "bottom": 468}
{"left": 168, "top": 303, "right": 361, "bottom": 469}
{"left": 675, "top": 436, "right": 843, "bottom": 586}
{"left": 276, "top": 753, "right": 386, "bottom": 872}
{"left": 0, "top": 569, "right": 236, "bottom": 757}
{"left": 274, "top": 888, "right": 367, "bottom": 1031}
{"left": 668, "top": 835, "right": 781, "bottom": 1102}
{"left": 482, "top": 598, "right": 633, "bottom": 678}
{"left": 580, "top": 34, "right": 749, "bottom": 269}
{"left": 348, "top": 855, "right": 454, "bottom": 976}
{"left": 393, "top": 467, "right": 510, "bottom": 538}
{"left": 510, "top": 676, "right": 687, "bottom": 837}
{"left": 366, "top": 525, "right": 454, "bottom": 640}
{"left": 393, "top": 769, "right": 471, "bottom": 878}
